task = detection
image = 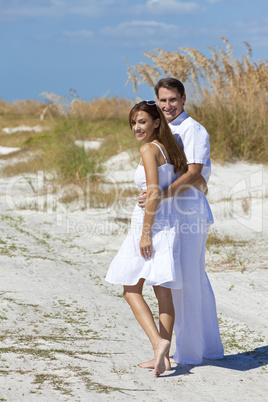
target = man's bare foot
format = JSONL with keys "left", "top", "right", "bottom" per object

{"left": 138, "top": 355, "right": 171, "bottom": 371}
{"left": 154, "top": 339, "right": 170, "bottom": 378}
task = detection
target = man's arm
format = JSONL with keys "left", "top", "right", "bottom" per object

{"left": 161, "top": 163, "right": 204, "bottom": 199}
{"left": 137, "top": 164, "right": 206, "bottom": 207}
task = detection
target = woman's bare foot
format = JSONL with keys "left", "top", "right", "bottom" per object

{"left": 138, "top": 355, "right": 171, "bottom": 371}
{"left": 154, "top": 339, "right": 170, "bottom": 378}
{"left": 138, "top": 359, "right": 155, "bottom": 369}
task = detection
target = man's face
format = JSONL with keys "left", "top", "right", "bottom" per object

{"left": 157, "top": 87, "right": 186, "bottom": 123}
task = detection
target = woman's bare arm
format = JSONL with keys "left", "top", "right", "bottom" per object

{"left": 139, "top": 143, "right": 161, "bottom": 259}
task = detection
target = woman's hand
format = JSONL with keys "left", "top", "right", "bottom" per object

{"left": 194, "top": 175, "right": 208, "bottom": 195}
{"left": 140, "top": 232, "right": 153, "bottom": 259}
{"left": 138, "top": 190, "right": 147, "bottom": 208}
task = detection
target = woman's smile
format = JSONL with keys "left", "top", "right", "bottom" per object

{"left": 131, "top": 111, "right": 159, "bottom": 143}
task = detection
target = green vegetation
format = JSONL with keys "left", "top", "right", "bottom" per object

{"left": 0, "top": 94, "right": 139, "bottom": 186}
{"left": 0, "top": 113, "right": 139, "bottom": 181}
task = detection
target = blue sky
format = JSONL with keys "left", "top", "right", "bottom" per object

{"left": 1, "top": 0, "right": 267, "bottom": 103}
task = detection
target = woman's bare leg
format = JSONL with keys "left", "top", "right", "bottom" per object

{"left": 123, "top": 279, "right": 170, "bottom": 377}
{"left": 138, "top": 286, "right": 175, "bottom": 370}
{"left": 155, "top": 286, "right": 175, "bottom": 342}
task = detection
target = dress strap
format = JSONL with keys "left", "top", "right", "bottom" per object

{"left": 151, "top": 142, "right": 167, "bottom": 164}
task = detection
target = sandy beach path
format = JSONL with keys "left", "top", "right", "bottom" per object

{"left": 0, "top": 157, "right": 267, "bottom": 401}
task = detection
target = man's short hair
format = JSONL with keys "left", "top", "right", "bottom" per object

{"left": 155, "top": 78, "right": 185, "bottom": 98}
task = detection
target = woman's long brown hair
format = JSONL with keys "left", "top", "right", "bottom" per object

{"left": 129, "top": 102, "right": 187, "bottom": 173}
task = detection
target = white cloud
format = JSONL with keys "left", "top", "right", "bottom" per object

{"left": 205, "top": 0, "right": 222, "bottom": 4}
{"left": 99, "top": 19, "right": 188, "bottom": 47}
{"left": 0, "top": 0, "right": 202, "bottom": 20}
{"left": 101, "top": 20, "right": 182, "bottom": 38}
{"left": 0, "top": 0, "right": 117, "bottom": 19}
{"left": 146, "top": 0, "right": 202, "bottom": 14}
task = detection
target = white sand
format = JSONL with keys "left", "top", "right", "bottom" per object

{"left": 0, "top": 152, "right": 267, "bottom": 401}
{"left": 2, "top": 125, "right": 49, "bottom": 135}
{"left": 0, "top": 146, "right": 20, "bottom": 155}
{"left": 74, "top": 139, "right": 104, "bottom": 151}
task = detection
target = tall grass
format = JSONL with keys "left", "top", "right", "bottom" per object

{"left": 126, "top": 38, "right": 268, "bottom": 162}
{"left": 56, "top": 144, "right": 102, "bottom": 181}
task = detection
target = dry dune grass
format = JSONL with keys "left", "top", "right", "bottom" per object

{"left": 38, "top": 92, "right": 133, "bottom": 120}
{"left": 0, "top": 99, "right": 46, "bottom": 116}
{"left": 68, "top": 96, "right": 133, "bottom": 120}
{"left": 0, "top": 93, "right": 133, "bottom": 122}
{"left": 126, "top": 38, "right": 268, "bottom": 162}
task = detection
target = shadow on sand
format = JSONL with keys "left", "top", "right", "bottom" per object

{"left": 162, "top": 345, "right": 268, "bottom": 377}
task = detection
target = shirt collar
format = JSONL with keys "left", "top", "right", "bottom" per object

{"left": 169, "top": 110, "right": 188, "bottom": 126}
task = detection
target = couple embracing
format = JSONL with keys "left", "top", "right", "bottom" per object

{"left": 106, "top": 78, "right": 224, "bottom": 378}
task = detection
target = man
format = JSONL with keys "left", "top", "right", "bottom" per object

{"left": 139, "top": 78, "right": 224, "bottom": 367}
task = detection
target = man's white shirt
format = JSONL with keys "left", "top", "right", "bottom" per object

{"left": 168, "top": 111, "right": 213, "bottom": 223}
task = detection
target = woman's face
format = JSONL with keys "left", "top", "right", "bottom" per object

{"left": 131, "top": 111, "right": 159, "bottom": 143}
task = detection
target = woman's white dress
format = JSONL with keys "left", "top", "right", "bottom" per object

{"left": 106, "top": 143, "right": 183, "bottom": 289}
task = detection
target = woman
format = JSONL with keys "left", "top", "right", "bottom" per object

{"left": 106, "top": 101, "right": 204, "bottom": 377}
